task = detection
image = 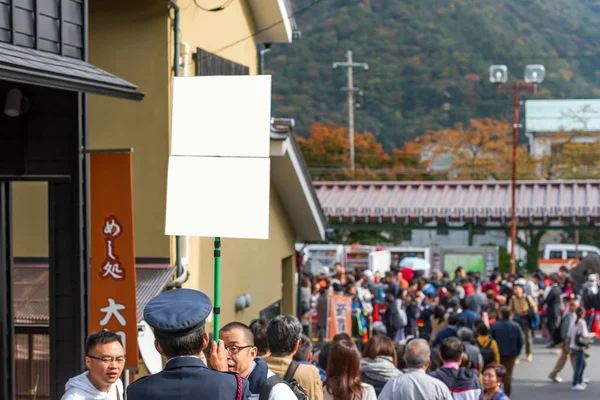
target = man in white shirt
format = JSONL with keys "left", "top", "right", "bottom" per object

{"left": 220, "top": 322, "right": 296, "bottom": 400}
{"left": 62, "top": 331, "right": 125, "bottom": 400}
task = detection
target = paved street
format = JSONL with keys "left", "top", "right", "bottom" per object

{"left": 512, "top": 341, "right": 600, "bottom": 399}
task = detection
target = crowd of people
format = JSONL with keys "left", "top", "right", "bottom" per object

{"left": 60, "top": 263, "right": 599, "bottom": 400}
{"left": 300, "top": 263, "right": 600, "bottom": 396}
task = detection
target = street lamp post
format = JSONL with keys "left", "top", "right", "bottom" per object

{"left": 490, "top": 64, "right": 545, "bottom": 274}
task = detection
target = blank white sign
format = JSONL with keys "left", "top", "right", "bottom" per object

{"left": 171, "top": 75, "right": 272, "bottom": 158}
{"left": 165, "top": 156, "right": 270, "bottom": 239}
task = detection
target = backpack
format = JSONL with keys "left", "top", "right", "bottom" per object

{"left": 477, "top": 336, "right": 495, "bottom": 368}
{"left": 525, "top": 295, "right": 541, "bottom": 329}
{"left": 259, "top": 360, "right": 309, "bottom": 400}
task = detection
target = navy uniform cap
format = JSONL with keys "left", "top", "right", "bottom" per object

{"left": 144, "top": 288, "right": 212, "bottom": 338}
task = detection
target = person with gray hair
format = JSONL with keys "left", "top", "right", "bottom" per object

{"left": 264, "top": 315, "right": 323, "bottom": 400}
{"left": 457, "top": 328, "right": 484, "bottom": 373}
{"left": 379, "top": 339, "right": 453, "bottom": 400}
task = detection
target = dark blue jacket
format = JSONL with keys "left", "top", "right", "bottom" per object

{"left": 432, "top": 325, "right": 459, "bottom": 347}
{"left": 248, "top": 357, "right": 269, "bottom": 395}
{"left": 490, "top": 319, "right": 524, "bottom": 357}
{"left": 458, "top": 310, "right": 478, "bottom": 329}
{"left": 127, "top": 356, "right": 250, "bottom": 400}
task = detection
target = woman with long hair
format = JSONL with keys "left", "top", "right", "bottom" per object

{"left": 325, "top": 338, "right": 376, "bottom": 400}
{"left": 360, "top": 335, "right": 401, "bottom": 395}
{"left": 568, "top": 306, "right": 596, "bottom": 391}
{"left": 430, "top": 305, "right": 447, "bottom": 341}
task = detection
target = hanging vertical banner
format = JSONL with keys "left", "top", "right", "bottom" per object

{"left": 89, "top": 153, "right": 138, "bottom": 368}
{"left": 328, "top": 294, "right": 352, "bottom": 340}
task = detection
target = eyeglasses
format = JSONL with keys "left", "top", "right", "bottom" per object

{"left": 87, "top": 355, "right": 126, "bottom": 364}
{"left": 225, "top": 345, "right": 254, "bottom": 355}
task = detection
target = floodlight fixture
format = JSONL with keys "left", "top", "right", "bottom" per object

{"left": 489, "top": 65, "right": 508, "bottom": 84}
{"left": 524, "top": 64, "right": 545, "bottom": 84}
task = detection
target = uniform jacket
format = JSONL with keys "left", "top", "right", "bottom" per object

{"left": 126, "top": 356, "right": 250, "bottom": 400}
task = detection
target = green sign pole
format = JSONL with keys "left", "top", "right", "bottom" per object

{"left": 214, "top": 237, "right": 221, "bottom": 341}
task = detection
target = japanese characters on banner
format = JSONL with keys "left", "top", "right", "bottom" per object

{"left": 328, "top": 294, "right": 352, "bottom": 340}
{"left": 89, "top": 153, "right": 138, "bottom": 368}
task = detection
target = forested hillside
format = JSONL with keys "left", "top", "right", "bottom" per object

{"left": 270, "top": 0, "right": 600, "bottom": 149}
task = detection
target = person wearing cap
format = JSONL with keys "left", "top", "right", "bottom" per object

{"left": 127, "top": 289, "right": 250, "bottom": 400}
{"left": 508, "top": 281, "right": 537, "bottom": 362}
{"left": 542, "top": 274, "right": 563, "bottom": 348}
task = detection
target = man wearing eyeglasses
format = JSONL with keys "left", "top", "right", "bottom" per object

{"left": 127, "top": 288, "right": 250, "bottom": 400}
{"left": 220, "top": 322, "right": 296, "bottom": 400}
{"left": 62, "top": 331, "right": 125, "bottom": 399}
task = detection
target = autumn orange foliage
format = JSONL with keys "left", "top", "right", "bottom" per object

{"left": 298, "top": 119, "right": 596, "bottom": 181}
{"left": 297, "top": 122, "right": 390, "bottom": 180}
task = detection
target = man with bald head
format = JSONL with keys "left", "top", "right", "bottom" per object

{"left": 379, "top": 339, "right": 452, "bottom": 400}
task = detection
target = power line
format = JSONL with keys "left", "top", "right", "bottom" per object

{"left": 193, "top": 0, "right": 235, "bottom": 12}
{"left": 197, "top": 0, "right": 326, "bottom": 62}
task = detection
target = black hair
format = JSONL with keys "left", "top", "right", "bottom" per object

{"left": 474, "top": 320, "right": 489, "bottom": 336}
{"left": 439, "top": 337, "right": 464, "bottom": 363}
{"left": 85, "top": 331, "right": 122, "bottom": 356}
{"left": 293, "top": 334, "right": 313, "bottom": 362}
{"left": 395, "top": 343, "right": 407, "bottom": 370}
{"left": 447, "top": 313, "right": 458, "bottom": 326}
{"left": 576, "top": 306, "right": 585, "bottom": 322}
{"left": 249, "top": 318, "right": 270, "bottom": 356}
{"left": 333, "top": 332, "right": 352, "bottom": 343}
{"left": 220, "top": 322, "right": 254, "bottom": 345}
{"left": 456, "top": 317, "right": 468, "bottom": 328}
{"left": 317, "top": 343, "right": 330, "bottom": 370}
{"left": 156, "top": 325, "right": 205, "bottom": 359}
{"left": 433, "top": 305, "right": 445, "bottom": 323}
{"left": 267, "top": 315, "right": 302, "bottom": 356}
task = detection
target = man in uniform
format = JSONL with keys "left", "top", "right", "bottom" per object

{"left": 127, "top": 289, "right": 250, "bottom": 400}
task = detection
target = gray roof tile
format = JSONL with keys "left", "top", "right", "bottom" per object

{"left": 0, "top": 42, "right": 145, "bottom": 101}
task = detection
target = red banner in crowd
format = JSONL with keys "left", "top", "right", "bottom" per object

{"left": 328, "top": 294, "right": 352, "bottom": 340}
{"left": 89, "top": 153, "right": 138, "bottom": 368}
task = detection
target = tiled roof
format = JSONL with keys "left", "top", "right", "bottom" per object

{"left": 0, "top": 42, "right": 145, "bottom": 101}
{"left": 13, "top": 263, "right": 174, "bottom": 325}
{"left": 314, "top": 180, "right": 600, "bottom": 224}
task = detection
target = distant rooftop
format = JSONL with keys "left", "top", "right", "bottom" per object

{"left": 525, "top": 99, "right": 600, "bottom": 133}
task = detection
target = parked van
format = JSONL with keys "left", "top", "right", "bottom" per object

{"left": 542, "top": 244, "right": 600, "bottom": 260}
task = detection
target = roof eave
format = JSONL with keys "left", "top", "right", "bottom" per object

{"left": 270, "top": 127, "right": 326, "bottom": 241}
{"left": 0, "top": 65, "right": 146, "bottom": 102}
{"left": 248, "top": 0, "right": 294, "bottom": 44}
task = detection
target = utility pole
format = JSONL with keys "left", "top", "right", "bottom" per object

{"left": 333, "top": 50, "right": 368, "bottom": 176}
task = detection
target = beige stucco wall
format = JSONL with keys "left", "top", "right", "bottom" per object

{"left": 11, "top": 182, "right": 48, "bottom": 257}
{"left": 177, "top": 0, "right": 258, "bottom": 76}
{"left": 88, "top": 0, "right": 171, "bottom": 258}
{"left": 184, "top": 186, "right": 296, "bottom": 326}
